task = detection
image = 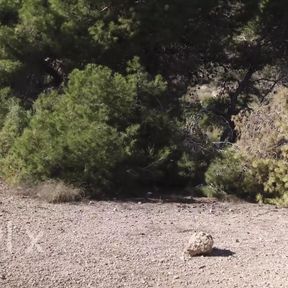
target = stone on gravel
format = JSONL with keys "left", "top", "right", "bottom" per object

{"left": 185, "top": 231, "right": 214, "bottom": 257}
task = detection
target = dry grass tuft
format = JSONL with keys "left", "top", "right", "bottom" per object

{"left": 35, "top": 180, "right": 83, "bottom": 203}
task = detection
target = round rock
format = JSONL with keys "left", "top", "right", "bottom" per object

{"left": 185, "top": 231, "right": 214, "bottom": 257}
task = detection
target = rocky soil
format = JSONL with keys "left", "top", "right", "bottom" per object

{"left": 0, "top": 183, "right": 287, "bottom": 287}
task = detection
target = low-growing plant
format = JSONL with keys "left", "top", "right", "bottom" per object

{"left": 204, "top": 148, "right": 261, "bottom": 200}
{"left": 252, "top": 156, "right": 288, "bottom": 207}
{"left": 35, "top": 180, "right": 83, "bottom": 203}
{"left": 231, "top": 88, "right": 288, "bottom": 206}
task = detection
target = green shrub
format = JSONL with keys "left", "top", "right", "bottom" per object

{"left": 0, "top": 88, "right": 17, "bottom": 127}
{"left": 1, "top": 64, "right": 138, "bottom": 187}
{"left": 252, "top": 157, "right": 288, "bottom": 207}
{"left": 204, "top": 149, "right": 261, "bottom": 200}
{"left": 0, "top": 101, "right": 29, "bottom": 157}
{"left": 0, "top": 60, "right": 187, "bottom": 194}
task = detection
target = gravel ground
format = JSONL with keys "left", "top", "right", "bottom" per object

{"left": 0, "top": 183, "right": 287, "bottom": 287}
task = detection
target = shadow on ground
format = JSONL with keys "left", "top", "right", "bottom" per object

{"left": 210, "top": 248, "right": 235, "bottom": 257}
{"left": 101, "top": 193, "right": 219, "bottom": 204}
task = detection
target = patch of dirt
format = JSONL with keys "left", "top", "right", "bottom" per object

{"left": 0, "top": 183, "right": 287, "bottom": 287}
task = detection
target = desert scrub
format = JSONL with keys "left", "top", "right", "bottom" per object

{"left": 233, "top": 88, "right": 288, "bottom": 159}
{"left": 204, "top": 149, "right": 261, "bottom": 200}
{"left": 35, "top": 180, "right": 83, "bottom": 203}
{"left": 252, "top": 158, "right": 288, "bottom": 207}
{"left": 232, "top": 88, "right": 288, "bottom": 206}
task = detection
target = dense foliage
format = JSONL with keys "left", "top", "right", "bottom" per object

{"left": 1, "top": 0, "right": 288, "bottom": 202}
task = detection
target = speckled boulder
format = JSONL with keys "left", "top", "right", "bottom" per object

{"left": 185, "top": 232, "right": 214, "bottom": 257}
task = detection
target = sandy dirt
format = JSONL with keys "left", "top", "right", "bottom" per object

{"left": 0, "top": 183, "right": 287, "bottom": 288}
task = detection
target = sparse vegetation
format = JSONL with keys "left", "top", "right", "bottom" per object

{"left": 35, "top": 180, "right": 83, "bottom": 203}
{"left": 203, "top": 148, "right": 261, "bottom": 200}
{"left": 204, "top": 88, "right": 288, "bottom": 206}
